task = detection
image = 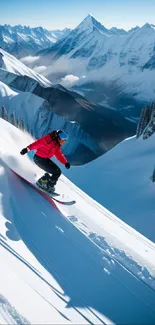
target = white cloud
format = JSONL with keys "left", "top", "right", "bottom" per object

{"left": 33, "top": 65, "right": 48, "bottom": 74}
{"left": 60, "top": 74, "right": 80, "bottom": 87}
{"left": 20, "top": 56, "right": 40, "bottom": 68}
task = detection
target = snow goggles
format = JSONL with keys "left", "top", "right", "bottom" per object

{"left": 57, "top": 131, "right": 68, "bottom": 141}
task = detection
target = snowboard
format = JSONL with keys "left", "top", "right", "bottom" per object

{"left": 11, "top": 169, "right": 76, "bottom": 206}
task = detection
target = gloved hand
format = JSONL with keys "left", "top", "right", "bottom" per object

{"left": 20, "top": 148, "right": 28, "bottom": 155}
{"left": 65, "top": 162, "right": 70, "bottom": 169}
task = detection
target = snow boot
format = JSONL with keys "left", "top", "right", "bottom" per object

{"left": 36, "top": 173, "right": 49, "bottom": 190}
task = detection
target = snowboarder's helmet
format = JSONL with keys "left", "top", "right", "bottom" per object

{"left": 57, "top": 130, "right": 68, "bottom": 141}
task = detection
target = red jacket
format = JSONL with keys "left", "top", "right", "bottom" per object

{"left": 27, "top": 133, "right": 68, "bottom": 164}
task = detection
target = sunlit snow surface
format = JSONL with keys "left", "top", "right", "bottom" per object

{"left": 0, "top": 118, "right": 155, "bottom": 324}
{"left": 0, "top": 48, "right": 51, "bottom": 87}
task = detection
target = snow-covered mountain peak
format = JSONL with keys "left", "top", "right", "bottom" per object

{"left": 142, "top": 22, "right": 155, "bottom": 29}
{"left": 83, "top": 13, "right": 95, "bottom": 23}
{"left": 110, "top": 27, "right": 127, "bottom": 35}
{"left": 142, "top": 23, "right": 155, "bottom": 32}
{"left": 128, "top": 26, "right": 140, "bottom": 33}
{"left": 35, "top": 26, "right": 45, "bottom": 32}
{"left": 126, "top": 22, "right": 155, "bottom": 50}
{"left": 139, "top": 22, "right": 155, "bottom": 34}
{"left": 75, "top": 14, "right": 112, "bottom": 36}
{"left": 86, "top": 13, "right": 94, "bottom": 18}
{"left": 75, "top": 14, "right": 95, "bottom": 33}
{"left": 150, "top": 24, "right": 155, "bottom": 30}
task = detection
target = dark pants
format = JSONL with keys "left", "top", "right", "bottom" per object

{"left": 34, "top": 154, "right": 61, "bottom": 185}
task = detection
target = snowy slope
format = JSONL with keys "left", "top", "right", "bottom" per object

{"left": 0, "top": 119, "right": 155, "bottom": 324}
{"left": 65, "top": 132, "right": 155, "bottom": 242}
{"left": 0, "top": 48, "right": 51, "bottom": 87}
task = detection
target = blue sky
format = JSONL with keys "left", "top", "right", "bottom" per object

{"left": 1, "top": 0, "right": 155, "bottom": 30}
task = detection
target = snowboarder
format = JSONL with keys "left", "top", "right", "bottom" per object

{"left": 20, "top": 130, "right": 70, "bottom": 193}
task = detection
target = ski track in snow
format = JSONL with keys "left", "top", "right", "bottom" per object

{"left": 0, "top": 295, "right": 30, "bottom": 325}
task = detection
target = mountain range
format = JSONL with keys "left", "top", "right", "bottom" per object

{"left": 0, "top": 24, "right": 71, "bottom": 59}
{"left": 26, "top": 14, "right": 155, "bottom": 119}
{"left": 1, "top": 15, "right": 155, "bottom": 119}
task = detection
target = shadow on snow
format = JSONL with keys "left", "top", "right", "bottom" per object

{"left": 3, "top": 169, "right": 155, "bottom": 325}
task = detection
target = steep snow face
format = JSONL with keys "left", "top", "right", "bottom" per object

{"left": 0, "top": 48, "right": 52, "bottom": 87}
{"left": 0, "top": 118, "right": 155, "bottom": 324}
{"left": 0, "top": 81, "right": 101, "bottom": 164}
{"left": 0, "top": 24, "right": 71, "bottom": 59}
{"left": 64, "top": 132, "right": 155, "bottom": 242}
{"left": 120, "top": 23, "right": 155, "bottom": 67}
